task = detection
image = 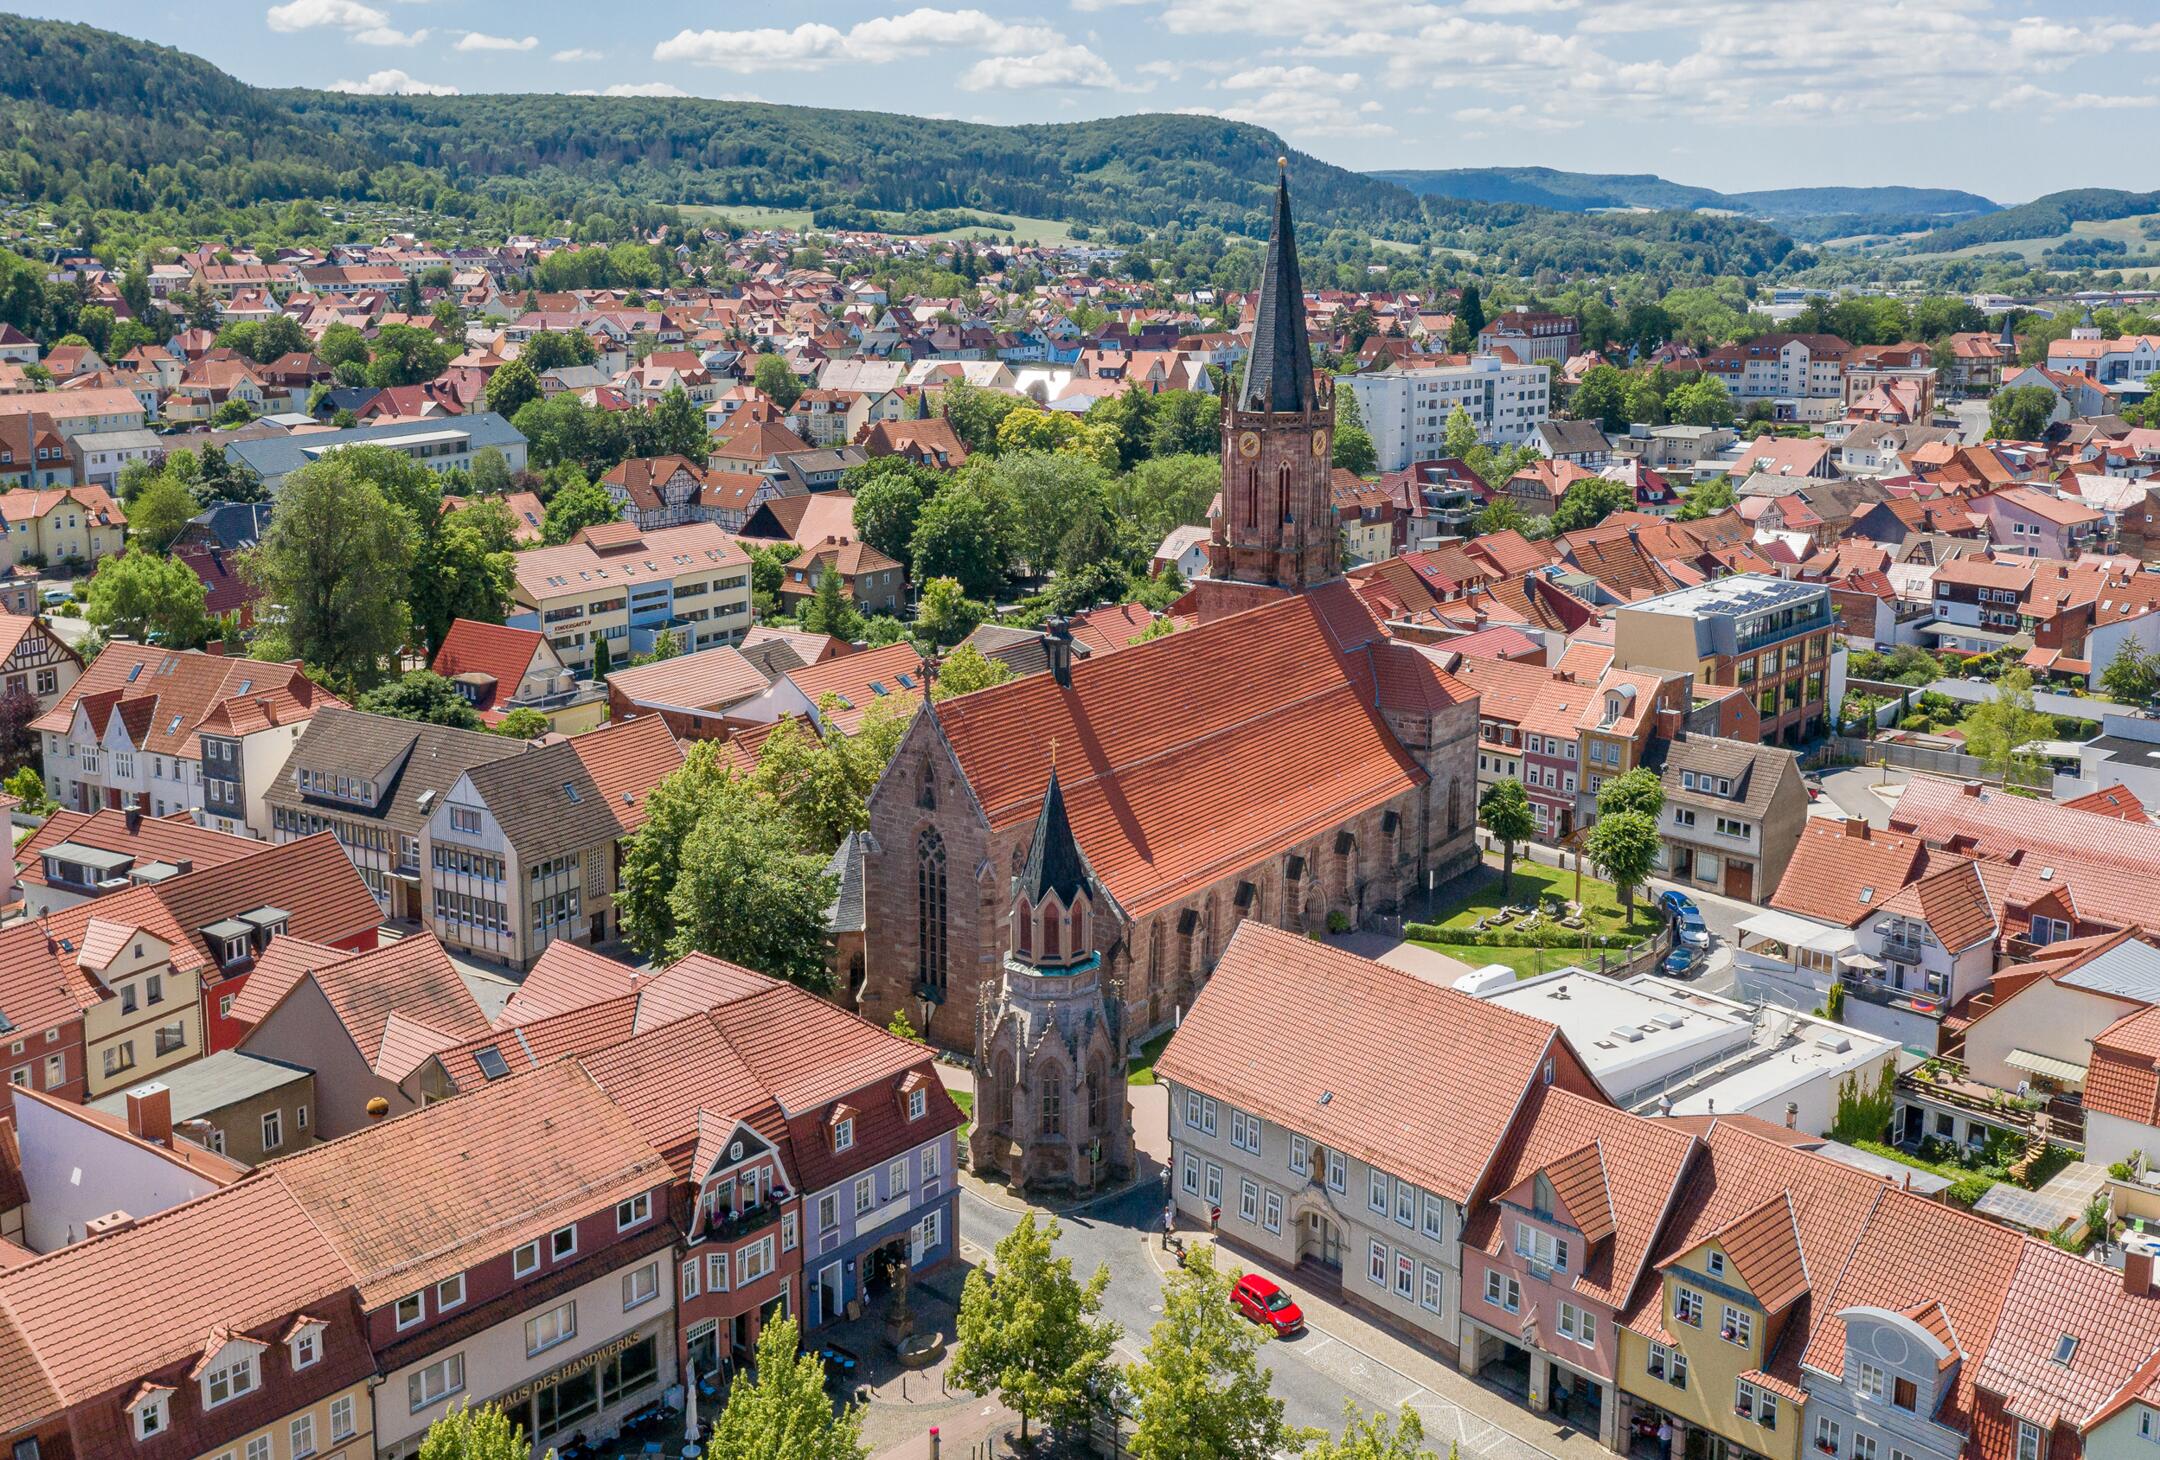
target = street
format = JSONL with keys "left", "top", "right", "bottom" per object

{"left": 953, "top": 1180, "right": 1595, "bottom": 1460}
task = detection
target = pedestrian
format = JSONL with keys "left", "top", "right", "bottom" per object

{"left": 1658, "top": 1418, "right": 1673, "bottom": 1459}
{"left": 1162, "top": 1203, "right": 1175, "bottom": 1249}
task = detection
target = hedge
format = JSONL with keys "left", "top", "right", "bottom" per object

{"left": 1406, "top": 921, "right": 1644, "bottom": 951}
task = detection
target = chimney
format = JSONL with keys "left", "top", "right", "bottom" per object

{"left": 2128, "top": 1246, "right": 2154, "bottom": 1298}
{"left": 1785, "top": 1101, "right": 1799, "bottom": 1130}
{"left": 124, "top": 797, "right": 141, "bottom": 834}
{"left": 1045, "top": 616, "right": 1075, "bottom": 689}
{"left": 1843, "top": 818, "right": 1870, "bottom": 841}
{"left": 1656, "top": 706, "right": 1685, "bottom": 739}
{"left": 84, "top": 1211, "right": 135, "bottom": 1238}
{"left": 125, "top": 1082, "right": 173, "bottom": 1147}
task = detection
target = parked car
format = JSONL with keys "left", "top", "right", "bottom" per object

{"left": 1230, "top": 1272, "right": 1305, "bottom": 1337}
{"left": 1658, "top": 890, "right": 1711, "bottom": 949}
{"left": 39, "top": 588, "right": 67, "bottom": 608}
{"left": 1661, "top": 943, "right": 1703, "bottom": 979}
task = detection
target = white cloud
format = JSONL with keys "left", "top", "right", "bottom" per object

{"left": 551, "top": 47, "right": 603, "bottom": 62}
{"left": 353, "top": 25, "right": 426, "bottom": 45}
{"left": 1450, "top": 102, "right": 1578, "bottom": 132}
{"left": 455, "top": 31, "right": 538, "bottom": 52}
{"left": 266, "top": 0, "right": 386, "bottom": 32}
{"left": 1219, "top": 65, "right": 1359, "bottom": 93}
{"left": 959, "top": 43, "right": 1122, "bottom": 90}
{"left": 849, "top": 8, "right": 1061, "bottom": 56}
{"left": 329, "top": 67, "right": 457, "bottom": 94}
{"left": 655, "top": 22, "right": 848, "bottom": 70}
{"left": 656, "top": 7, "right": 1096, "bottom": 81}
{"left": 600, "top": 81, "right": 689, "bottom": 97}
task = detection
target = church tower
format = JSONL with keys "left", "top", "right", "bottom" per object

{"left": 1208, "top": 162, "right": 1340, "bottom": 591}
{"left": 969, "top": 767, "right": 1135, "bottom": 1194}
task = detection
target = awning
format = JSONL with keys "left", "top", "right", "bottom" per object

{"left": 1842, "top": 951, "right": 1885, "bottom": 972}
{"left": 1737, "top": 910, "right": 1853, "bottom": 953}
{"left": 2006, "top": 1048, "right": 2088, "bottom": 1084}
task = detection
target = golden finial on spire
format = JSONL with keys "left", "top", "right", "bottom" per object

{"left": 1050, "top": 736, "right": 1059, "bottom": 773}
{"left": 1277, "top": 155, "right": 1288, "bottom": 171}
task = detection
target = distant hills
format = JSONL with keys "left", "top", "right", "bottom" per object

{"left": 1372, "top": 167, "right": 2001, "bottom": 240}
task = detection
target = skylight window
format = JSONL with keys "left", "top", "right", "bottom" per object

{"left": 474, "top": 1047, "right": 510, "bottom": 1080}
{"left": 1859, "top": 887, "right": 1874, "bottom": 904}
{"left": 2054, "top": 1334, "right": 2079, "bottom": 1365}
{"left": 562, "top": 782, "right": 581, "bottom": 804}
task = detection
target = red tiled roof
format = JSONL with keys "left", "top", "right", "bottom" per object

{"left": 1768, "top": 820, "right": 1936, "bottom": 928}
{"left": 786, "top": 640, "right": 925, "bottom": 737}
{"left": 1159, "top": 924, "right": 1589, "bottom": 1203}
{"left": 430, "top": 618, "right": 549, "bottom": 721}
{"left": 566, "top": 714, "right": 684, "bottom": 834}
{"left": 931, "top": 582, "right": 1460, "bottom": 919}
{"left": 14, "top": 809, "right": 257, "bottom": 894}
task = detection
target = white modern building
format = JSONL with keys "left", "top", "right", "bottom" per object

{"left": 1460, "top": 965, "right": 1904, "bottom": 1136}
{"left": 1339, "top": 356, "right": 1551, "bottom": 473}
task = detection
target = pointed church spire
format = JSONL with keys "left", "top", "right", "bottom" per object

{"left": 1020, "top": 766, "right": 1092, "bottom": 907}
{"left": 1235, "top": 159, "right": 1317, "bottom": 416}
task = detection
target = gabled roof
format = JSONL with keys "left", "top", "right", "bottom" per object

{"left": 930, "top": 581, "right": 1456, "bottom": 919}
{"left": 15, "top": 809, "right": 258, "bottom": 895}
{"left": 1705, "top": 1193, "right": 1809, "bottom": 1315}
{"left": 1160, "top": 924, "right": 1585, "bottom": 1204}
{"left": 30, "top": 646, "right": 337, "bottom": 755}
{"left": 1768, "top": 820, "right": 1936, "bottom": 929}
{"left": 429, "top": 619, "right": 551, "bottom": 720}
{"left": 565, "top": 714, "right": 684, "bottom": 835}
{"left": 258, "top": 934, "right": 493, "bottom": 1082}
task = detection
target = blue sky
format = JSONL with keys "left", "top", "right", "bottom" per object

{"left": 26, "top": 1, "right": 2157, "bottom": 201}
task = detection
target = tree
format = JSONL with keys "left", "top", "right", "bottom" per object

{"left": 1333, "top": 415, "right": 1378, "bottom": 476}
{"left": 1594, "top": 767, "right": 1665, "bottom": 821}
{"left": 911, "top": 474, "right": 1012, "bottom": 597}
{"left": 514, "top": 394, "right": 632, "bottom": 478}
{"left": 942, "top": 377, "right": 1024, "bottom": 455}
{"left": 83, "top": 551, "right": 210, "bottom": 648}
{"left": 1828, "top": 1064, "right": 1897, "bottom": 1145}
{"left": 1585, "top": 810, "right": 1661, "bottom": 924}
{"left": 750, "top": 698, "right": 911, "bottom": 852}
{"left": 667, "top": 787, "right": 837, "bottom": 986}
{"left": 1457, "top": 283, "right": 1486, "bottom": 340}
{"left": 1443, "top": 404, "right": 1480, "bottom": 464}
{"left": 496, "top": 707, "right": 551, "bottom": 739}
{"left": 1570, "top": 365, "right": 1631, "bottom": 433}
{"left": 215, "top": 315, "right": 309, "bottom": 364}
{"left": 1307, "top": 1407, "right": 1436, "bottom": 1460}
{"left": 1149, "top": 390, "right": 1221, "bottom": 457}
{"left": 1479, "top": 778, "right": 1536, "bottom": 900}
{"left": 1549, "top": 477, "right": 1633, "bottom": 534}
{"left": 2, "top": 765, "right": 49, "bottom": 813}
{"left": 468, "top": 447, "right": 514, "bottom": 497}
{"left": 593, "top": 633, "right": 613, "bottom": 681}
{"left": 916, "top": 576, "right": 987, "bottom": 646}
{"left": 211, "top": 399, "right": 256, "bottom": 429}
{"left": 0, "top": 687, "right": 37, "bottom": 777}
{"left": 847, "top": 456, "right": 935, "bottom": 569}
{"left": 620, "top": 742, "right": 735, "bottom": 958}
{"left": 706, "top": 1318, "right": 865, "bottom": 1460}
{"left": 931, "top": 641, "right": 1014, "bottom": 700}
{"left": 799, "top": 563, "right": 864, "bottom": 641}
{"left": 365, "top": 323, "right": 454, "bottom": 388}
{"left": 315, "top": 322, "right": 369, "bottom": 370}
{"left": 1674, "top": 474, "right": 1736, "bottom": 521}
{"left": 1962, "top": 668, "right": 2055, "bottom": 780}
{"left": 542, "top": 476, "right": 622, "bottom": 545}
{"left": 952, "top": 1212, "right": 1119, "bottom": 1444}
{"left": 2102, "top": 640, "right": 2160, "bottom": 705}
{"left": 1090, "top": 382, "right": 1158, "bottom": 472}
{"left": 522, "top": 329, "right": 597, "bottom": 372}
{"left": 418, "top": 1401, "right": 540, "bottom": 1460}
{"left": 126, "top": 471, "right": 198, "bottom": 553}
{"left": 1111, "top": 454, "right": 1219, "bottom": 544}
{"left": 648, "top": 384, "right": 711, "bottom": 464}
{"left": 1989, "top": 384, "right": 2057, "bottom": 442}
{"left": 1127, "top": 1245, "right": 1304, "bottom": 1460}
{"left": 411, "top": 507, "right": 515, "bottom": 656}
{"left": 482, "top": 357, "right": 541, "bottom": 419}
{"left": 1664, "top": 377, "right": 1733, "bottom": 427}
{"left": 242, "top": 451, "right": 416, "bottom": 690}
{"left": 355, "top": 671, "right": 486, "bottom": 730}
{"left": 753, "top": 353, "right": 804, "bottom": 410}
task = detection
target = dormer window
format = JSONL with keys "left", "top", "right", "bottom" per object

{"left": 129, "top": 1387, "right": 171, "bottom": 1440}
{"left": 289, "top": 1321, "right": 323, "bottom": 1370}
{"left": 202, "top": 1349, "right": 258, "bottom": 1408}
{"left": 550, "top": 1224, "right": 578, "bottom": 1260}
{"left": 909, "top": 1088, "right": 927, "bottom": 1121}
{"left": 834, "top": 1117, "right": 855, "bottom": 1152}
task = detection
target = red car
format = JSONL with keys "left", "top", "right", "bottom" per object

{"left": 1231, "top": 1272, "right": 1305, "bottom": 1336}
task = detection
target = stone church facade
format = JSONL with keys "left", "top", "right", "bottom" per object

{"left": 855, "top": 167, "right": 1481, "bottom": 1054}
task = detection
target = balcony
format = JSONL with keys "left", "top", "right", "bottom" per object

{"left": 693, "top": 1197, "right": 786, "bottom": 1246}
{"left": 1838, "top": 969, "right": 1946, "bottom": 1019}
{"left": 1897, "top": 1056, "right": 2084, "bottom": 1148}
{"left": 1736, "top": 608, "right": 1831, "bottom": 655}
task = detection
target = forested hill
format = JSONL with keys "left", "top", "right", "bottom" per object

{"left": 0, "top": 13, "right": 1420, "bottom": 237}
{"left": 1374, "top": 167, "right": 1999, "bottom": 229}
{"left": 1902, "top": 188, "right": 2160, "bottom": 254}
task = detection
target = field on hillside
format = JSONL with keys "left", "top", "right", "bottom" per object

{"left": 1848, "top": 212, "right": 2160, "bottom": 262}
{"left": 682, "top": 202, "right": 1088, "bottom": 246}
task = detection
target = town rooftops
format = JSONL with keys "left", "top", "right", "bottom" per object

{"left": 1618, "top": 574, "right": 1828, "bottom": 657}
{"left": 223, "top": 410, "right": 525, "bottom": 483}
{"left": 86, "top": 1050, "right": 311, "bottom": 1126}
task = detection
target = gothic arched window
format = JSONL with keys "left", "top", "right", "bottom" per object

{"left": 917, "top": 828, "right": 948, "bottom": 990}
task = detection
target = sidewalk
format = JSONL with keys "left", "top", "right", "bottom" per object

{"left": 1153, "top": 1227, "right": 1616, "bottom": 1460}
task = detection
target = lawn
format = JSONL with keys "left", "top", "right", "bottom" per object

{"left": 1127, "top": 1027, "right": 1175, "bottom": 1086}
{"left": 1406, "top": 857, "right": 1660, "bottom": 980}
{"left": 1428, "top": 857, "right": 1659, "bottom": 938}
{"left": 949, "top": 1089, "right": 973, "bottom": 1143}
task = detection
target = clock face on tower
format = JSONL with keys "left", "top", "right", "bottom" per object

{"left": 1237, "top": 430, "right": 1261, "bottom": 459}
{"left": 1311, "top": 429, "right": 1330, "bottom": 458}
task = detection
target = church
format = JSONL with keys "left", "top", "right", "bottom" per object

{"left": 857, "top": 167, "right": 1483, "bottom": 1053}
